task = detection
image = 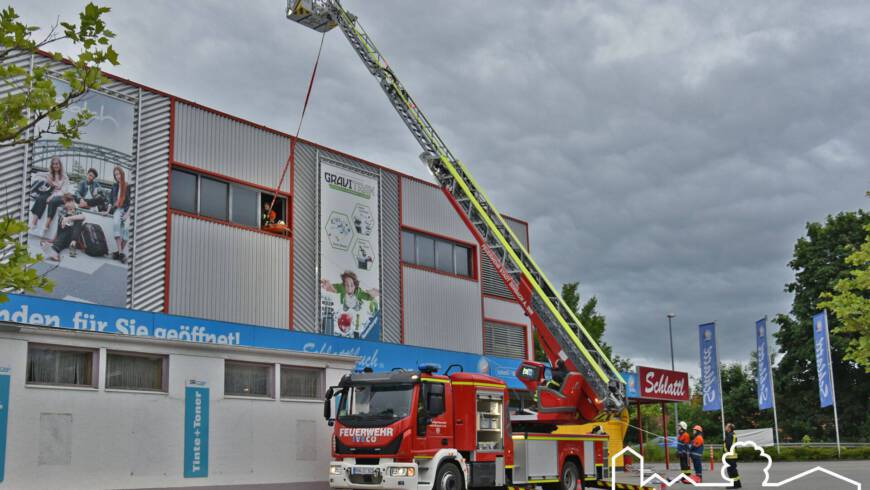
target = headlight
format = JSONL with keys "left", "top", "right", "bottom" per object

{"left": 389, "top": 467, "right": 416, "bottom": 477}
{"left": 329, "top": 465, "right": 342, "bottom": 475}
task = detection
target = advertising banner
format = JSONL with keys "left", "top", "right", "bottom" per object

{"left": 698, "top": 322, "right": 722, "bottom": 411}
{"left": 622, "top": 371, "right": 640, "bottom": 399}
{"left": 320, "top": 160, "right": 381, "bottom": 340}
{"left": 0, "top": 372, "right": 8, "bottom": 482}
{"left": 184, "top": 385, "right": 209, "bottom": 478}
{"left": 29, "top": 78, "right": 135, "bottom": 307}
{"left": 756, "top": 318, "right": 774, "bottom": 410}
{"left": 812, "top": 311, "right": 835, "bottom": 408}
{"left": 637, "top": 366, "right": 690, "bottom": 402}
{"left": 0, "top": 293, "right": 527, "bottom": 389}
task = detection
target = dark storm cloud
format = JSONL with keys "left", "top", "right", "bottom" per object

{"left": 15, "top": 1, "right": 869, "bottom": 376}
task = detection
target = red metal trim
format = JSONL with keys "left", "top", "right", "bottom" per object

{"left": 398, "top": 176, "right": 405, "bottom": 344}
{"left": 401, "top": 263, "right": 476, "bottom": 283}
{"left": 170, "top": 209, "right": 292, "bottom": 240}
{"left": 171, "top": 161, "right": 292, "bottom": 198}
{"left": 162, "top": 98, "right": 176, "bottom": 313}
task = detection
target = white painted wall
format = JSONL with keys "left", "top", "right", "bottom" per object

{"left": 0, "top": 325, "right": 355, "bottom": 489}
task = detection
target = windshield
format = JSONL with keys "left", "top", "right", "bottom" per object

{"left": 338, "top": 384, "right": 414, "bottom": 421}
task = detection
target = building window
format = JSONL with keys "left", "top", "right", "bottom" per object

{"left": 280, "top": 365, "right": 323, "bottom": 399}
{"left": 170, "top": 169, "right": 197, "bottom": 213}
{"left": 106, "top": 351, "right": 167, "bottom": 392}
{"left": 402, "top": 229, "right": 473, "bottom": 278}
{"left": 225, "top": 360, "right": 274, "bottom": 398}
{"left": 200, "top": 176, "right": 229, "bottom": 220}
{"left": 26, "top": 344, "right": 96, "bottom": 388}
{"left": 170, "top": 167, "right": 287, "bottom": 231}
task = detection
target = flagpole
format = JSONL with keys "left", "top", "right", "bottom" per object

{"left": 823, "top": 311, "right": 841, "bottom": 458}
{"left": 764, "top": 315, "right": 781, "bottom": 455}
{"left": 715, "top": 322, "right": 725, "bottom": 441}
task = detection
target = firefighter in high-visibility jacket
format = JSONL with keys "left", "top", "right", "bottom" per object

{"left": 690, "top": 425, "right": 705, "bottom": 482}
{"left": 724, "top": 423, "right": 742, "bottom": 488}
{"left": 677, "top": 421, "right": 691, "bottom": 477}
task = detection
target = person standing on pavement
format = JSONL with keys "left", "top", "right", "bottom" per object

{"left": 677, "top": 421, "right": 691, "bottom": 478}
{"left": 690, "top": 425, "right": 705, "bottom": 482}
{"left": 724, "top": 423, "right": 741, "bottom": 488}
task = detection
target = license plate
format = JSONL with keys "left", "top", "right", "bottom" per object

{"left": 351, "top": 467, "right": 376, "bottom": 475}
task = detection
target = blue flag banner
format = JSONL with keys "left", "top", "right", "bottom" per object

{"left": 812, "top": 311, "right": 835, "bottom": 408}
{"left": 184, "top": 386, "right": 209, "bottom": 478}
{"left": 698, "top": 322, "right": 722, "bottom": 411}
{"left": 756, "top": 318, "right": 774, "bottom": 410}
{"left": 0, "top": 373, "right": 9, "bottom": 482}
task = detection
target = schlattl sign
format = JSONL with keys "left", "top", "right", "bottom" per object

{"left": 637, "top": 366, "right": 690, "bottom": 402}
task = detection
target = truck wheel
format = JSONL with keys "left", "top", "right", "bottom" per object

{"left": 544, "top": 460, "right": 582, "bottom": 490}
{"left": 434, "top": 462, "right": 465, "bottom": 490}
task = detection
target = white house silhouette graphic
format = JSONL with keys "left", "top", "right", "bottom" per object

{"left": 610, "top": 441, "right": 861, "bottom": 489}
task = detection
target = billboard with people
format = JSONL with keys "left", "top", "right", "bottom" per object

{"left": 27, "top": 79, "right": 135, "bottom": 307}
{"left": 319, "top": 160, "right": 381, "bottom": 340}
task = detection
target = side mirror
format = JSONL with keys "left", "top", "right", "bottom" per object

{"left": 323, "top": 397, "right": 331, "bottom": 421}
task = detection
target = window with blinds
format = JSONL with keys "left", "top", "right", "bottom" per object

{"left": 26, "top": 344, "right": 96, "bottom": 388}
{"left": 280, "top": 365, "right": 323, "bottom": 399}
{"left": 483, "top": 321, "right": 527, "bottom": 359}
{"left": 106, "top": 351, "right": 167, "bottom": 392}
{"left": 225, "top": 360, "right": 274, "bottom": 398}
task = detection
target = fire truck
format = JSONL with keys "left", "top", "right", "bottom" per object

{"left": 286, "top": 1, "right": 627, "bottom": 488}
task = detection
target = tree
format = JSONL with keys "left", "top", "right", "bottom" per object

{"left": 0, "top": 3, "right": 118, "bottom": 147}
{"left": 0, "top": 4, "right": 119, "bottom": 300}
{"left": 820, "top": 192, "right": 870, "bottom": 373}
{"left": 773, "top": 209, "right": 870, "bottom": 442}
{"left": 534, "top": 282, "right": 615, "bottom": 362}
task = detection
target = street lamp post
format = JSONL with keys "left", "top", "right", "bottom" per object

{"left": 667, "top": 313, "right": 679, "bottom": 435}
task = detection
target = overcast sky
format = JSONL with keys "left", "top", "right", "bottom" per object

{"left": 16, "top": 1, "right": 869, "bottom": 375}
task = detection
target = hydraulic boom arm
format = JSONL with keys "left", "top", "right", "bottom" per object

{"left": 286, "top": 0, "right": 625, "bottom": 420}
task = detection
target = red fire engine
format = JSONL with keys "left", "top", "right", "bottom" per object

{"left": 324, "top": 364, "right": 606, "bottom": 489}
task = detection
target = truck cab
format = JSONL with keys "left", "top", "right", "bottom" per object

{"left": 324, "top": 365, "right": 603, "bottom": 490}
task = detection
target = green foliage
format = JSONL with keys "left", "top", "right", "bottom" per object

{"left": 534, "top": 282, "right": 617, "bottom": 363}
{"left": 0, "top": 3, "right": 118, "bottom": 148}
{"left": 0, "top": 216, "right": 52, "bottom": 301}
{"left": 773, "top": 209, "right": 870, "bottom": 442}
{"left": 820, "top": 193, "right": 870, "bottom": 372}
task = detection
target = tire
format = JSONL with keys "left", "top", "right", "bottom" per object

{"left": 434, "top": 462, "right": 465, "bottom": 490}
{"left": 544, "top": 460, "right": 582, "bottom": 490}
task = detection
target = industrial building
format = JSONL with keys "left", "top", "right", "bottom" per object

{"left": 0, "top": 51, "right": 533, "bottom": 488}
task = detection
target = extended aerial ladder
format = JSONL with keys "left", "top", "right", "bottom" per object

{"left": 286, "top": 0, "right": 625, "bottom": 422}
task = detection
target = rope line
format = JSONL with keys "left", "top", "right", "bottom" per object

{"left": 268, "top": 32, "right": 327, "bottom": 215}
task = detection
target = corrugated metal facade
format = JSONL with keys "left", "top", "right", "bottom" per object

{"left": 292, "top": 142, "right": 319, "bottom": 332}
{"left": 379, "top": 170, "right": 402, "bottom": 344}
{"left": 129, "top": 91, "right": 171, "bottom": 311}
{"left": 173, "top": 103, "right": 291, "bottom": 193}
{"left": 402, "top": 266, "right": 482, "bottom": 354}
{"left": 504, "top": 216, "right": 529, "bottom": 251}
{"left": 484, "top": 296, "right": 531, "bottom": 360}
{"left": 0, "top": 52, "right": 31, "bottom": 222}
{"left": 401, "top": 178, "right": 475, "bottom": 242}
{"left": 483, "top": 321, "right": 526, "bottom": 359}
{"left": 169, "top": 213, "right": 290, "bottom": 328}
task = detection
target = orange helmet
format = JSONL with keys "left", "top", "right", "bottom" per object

{"left": 693, "top": 425, "right": 703, "bottom": 432}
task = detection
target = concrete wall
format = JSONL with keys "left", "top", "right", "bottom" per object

{"left": 0, "top": 325, "right": 354, "bottom": 489}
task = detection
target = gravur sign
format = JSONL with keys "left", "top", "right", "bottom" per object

{"left": 637, "top": 366, "right": 689, "bottom": 402}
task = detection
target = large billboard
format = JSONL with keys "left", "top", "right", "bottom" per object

{"left": 319, "top": 160, "right": 381, "bottom": 340}
{"left": 27, "top": 79, "right": 135, "bottom": 307}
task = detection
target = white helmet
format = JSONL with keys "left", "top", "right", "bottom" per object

{"left": 679, "top": 421, "right": 688, "bottom": 431}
